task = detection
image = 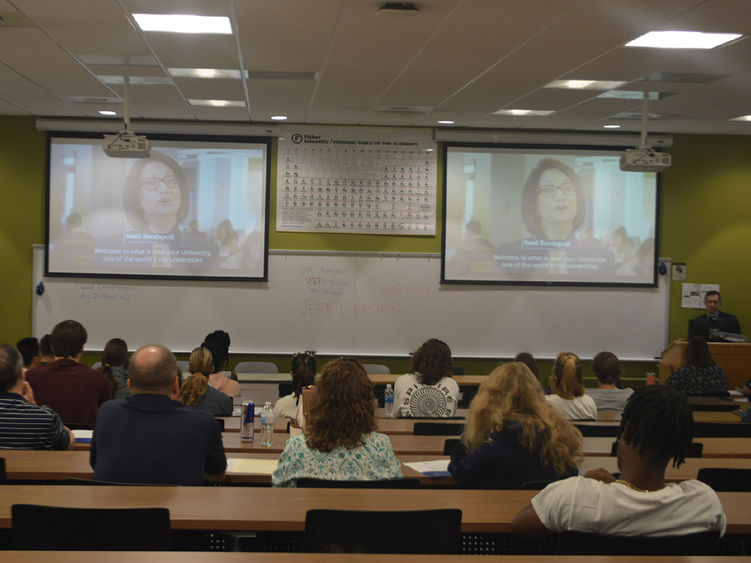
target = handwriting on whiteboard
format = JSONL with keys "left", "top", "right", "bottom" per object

{"left": 297, "top": 298, "right": 399, "bottom": 318}
{"left": 79, "top": 284, "right": 135, "bottom": 304}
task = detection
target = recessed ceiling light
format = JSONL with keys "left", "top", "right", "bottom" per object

{"left": 730, "top": 115, "right": 751, "bottom": 122}
{"left": 97, "top": 75, "right": 172, "bottom": 85}
{"left": 597, "top": 90, "right": 662, "bottom": 100}
{"left": 546, "top": 79, "right": 626, "bottom": 90}
{"left": 493, "top": 109, "right": 555, "bottom": 116}
{"left": 271, "top": 115, "right": 288, "bottom": 121}
{"left": 188, "top": 99, "right": 245, "bottom": 108}
{"left": 626, "top": 30, "right": 741, "bottom": 49}
{"left": 98, "top": 110, "right": 117, "bottom": 116}
{"left": 438, "top": 120, "right": 454, "bottom": 124}
{"left": 133, "top": 13, "right": 232, "bottom": 34}
{"left": 602, "top": 124, "right": 621, "bottom": 129}
{"left": 168, "top": 68, "right": 246, "bottom": 79}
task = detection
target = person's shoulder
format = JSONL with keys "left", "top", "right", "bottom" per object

{"left": 439, "top": 376, "right": 459, "bottom": 389}
{"left": 394, "top": 373, "right": 417, "bottom": 387}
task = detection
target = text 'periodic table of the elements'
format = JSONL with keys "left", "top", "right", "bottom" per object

{"left": 276, "top": 125, "right": 437, "bottom": 235}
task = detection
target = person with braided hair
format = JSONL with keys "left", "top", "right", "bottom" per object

{"left": 273, "top": 352, "right": 316, "bottom": 418}
{"left": 512, "top": 385, "right": 726, "bottom": 538}
{"left": 178, "top": 347, "right": 232, "bottom": 416}
{"left": 546, "top": 352, "right": 597, "bottom": 420}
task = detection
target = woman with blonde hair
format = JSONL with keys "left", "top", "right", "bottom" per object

{"left": 547, "top": 352, "right": 597, "bottom": 420}
{"left": 272, "top": 357, "right": 402, "bottom": 486}
{"left": 449, "top": 362, "right": 580, "bottom": 488}
{"left": 178, "top": 347, "right": 232, "bottom": 416}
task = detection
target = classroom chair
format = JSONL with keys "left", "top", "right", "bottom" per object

{"left": 0, "top": 458, "right": 5, "bottom": 484}
{"left": 443, "top": 438, "right": 460, "bottom": 455}
{"left": 12, "top": 504, "right": 171, "bottom": 550}
{"left": 697, "top": 467, "right": 751, "bottom": 491}
{"left": 303, "top": 508, "right": 462, "bottom": 553}
{"left": 693, "top": 422, "right": 751, "bottom": 437}
{"left": 234, "top": 361, "right": 279, "bottom": 373}
{"left": 296, "top": 477, "right": 420, "bottom": 488}
{"left": 362, "top": 363, "right": 391, "bottom": 374}
{"left": 574, "top": 424, "right": 619, "bottom": 437}
{"left": 555, "top": 530, "right": 721, "bottom": 555}
{"left": 610, "top": 440, "right": 703, "bottom": 457}
{"left": 413, "top": 422, "right": 465, "bottom": 436}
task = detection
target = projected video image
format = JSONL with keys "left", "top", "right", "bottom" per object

{"left": 47, "top": 135, "right": 269, "bottom": 280}
{"left": 443, "top": 146, "right": 658, "bottom": 285}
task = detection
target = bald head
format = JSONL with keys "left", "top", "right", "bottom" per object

{"left": 128, "top": 344, "right": 178, "bottom": 394}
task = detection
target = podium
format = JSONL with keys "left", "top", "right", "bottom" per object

{"left": 660, "top": 341, "right": 751, "bottom": 389}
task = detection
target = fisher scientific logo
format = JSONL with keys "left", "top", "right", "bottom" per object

{"left": 291, "top": 133, "right": 303, "bottom": 144}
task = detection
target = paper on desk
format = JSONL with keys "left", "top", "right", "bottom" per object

{"left": 228, "top": 458, "right": 278, "bottom": 474}
{"left": 72, "top": 429, "right": 93, "bottom": 443}
{"left": 404, "top": 459, "right": 450, "bottom": 477}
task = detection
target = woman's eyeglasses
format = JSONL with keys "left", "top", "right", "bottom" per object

{"left": 140, "top": 175, "right": 180, "bottom": 192}
{"left": 536, "top": 182, "right": 574, "bottom": 199}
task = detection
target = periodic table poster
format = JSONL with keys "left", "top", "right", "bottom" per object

{"left": 276, "top": 125, "right": 437, "bottom": 235}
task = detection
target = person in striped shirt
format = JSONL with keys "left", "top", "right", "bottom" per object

{"left": 0, "top": 344, "right": 74, "bottom": 450}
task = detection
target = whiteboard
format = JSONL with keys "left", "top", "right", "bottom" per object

{"left": 32, "top": 246, "right": 669, "bottom": 360}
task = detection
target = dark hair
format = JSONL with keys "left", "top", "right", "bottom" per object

{"left": 521, "top": 158, "right": 585, "bottom": 237}
{"left": 306, "top": 358, "right": 376, "bottom": 453}
{"left": 685, "top": 336, "right": 716, "bottom": 367}
{"left": 592, "top": 351, "right": 621, "bottom": 385}
{"left": 200, "top": 340, "right": 224, "bottom": 373}
{"left": 128, "top": 344, "right": 178, "bottom": 392}
{"left": 619, "top": 385, "right": 693, "bottom": 468}
{"left": 410, "top": 338, "right": 452, "bottom": 386}
{"left": 99, "top": 338, "right": 128, "bottom": 396}
{"left": 39, "top": 334, "right": 53, "bottom": 357}
{"left": 203, "top": 330, "right": 231, "bottom": 371}
{"left": 0, "top": 345, "right": 23, "bottom": 392}
{"left": 291, "top": 352, "right": 316, "bottom": 399}
{"left": 50, "top": 320, "right": 87, "bottom": 358}
{"left": 704, "top": 290, "right": 721, "bottom": 301}
{"left": 122, "top": 151, "right": 190, "bottom": 231}
{"left": 514, "top": 352, "right": 539, "bottom": 381}
{"left": 551, "top": 352, "right": 583, "bottom": 399}
{"left": 15, "top": 337, "right": 39, "bottom": 367}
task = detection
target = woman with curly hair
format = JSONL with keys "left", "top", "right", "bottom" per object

{"left": 178, "top": 347, "right": 232, "bottom": 416}
{"left": 449, "top": 362, "right": 581, "bottom": 488}
{"left": 391, "top": 338, "right": 459, "bottom": 418}
{"left": 547, "top": 352, "right": 597, "bottom": 420}
{"left": 272, "top": 357, "right": 402, "bottom": 487}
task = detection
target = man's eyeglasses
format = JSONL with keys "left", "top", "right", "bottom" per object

{"left": 536, "top": 182, "right": 575, "bottom": 199}
{"left": 140, "top": 175, "right": 180, "bottom": 192}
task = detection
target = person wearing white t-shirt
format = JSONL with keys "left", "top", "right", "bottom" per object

{"left": 273, "top": 352, "right": 316, "bottom": 419}
{"left": 512, "top": 385, "right": 726, "bottom": 538}
{"left": 545, "top": 352, "right": 597, "bottom": 420}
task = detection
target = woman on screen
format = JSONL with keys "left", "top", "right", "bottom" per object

{"left": 546, "top": 352, "right": 597, "bottom": 420}
{"left": 449, "top": 362, "right": 580, "bottom": 489}
{"left": 391, "top": 338, "right": 459, "bottom": 418}
{"left": 272, "top": 358, "right": 402, "bottom": 486}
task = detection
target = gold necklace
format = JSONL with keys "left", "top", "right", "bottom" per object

{"left": 614, "top": 479, "right": 664, "bottom": 493}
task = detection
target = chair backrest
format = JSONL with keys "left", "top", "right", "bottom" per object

{"left": 296, "top": 477, "right": 420, "bottom": 489}
{"left": 234, "top": 361, "right": 279, "bottom": 373}
{"left": 574, "top": 424, "right": 619, "bottom": 437}
{"left": 304, "top": 508, "right": 461, "bottom": 553}
{"left": 362, "top": 363, "right": 390, "bottom": 374}
{"left": 0, "top": 457, "right": 5, "bottom": 484}
{"left": 214, "top": 417, "right": 225, "bottom": 431}
{"left": 697, "top": 467, "right": 751, "bottom": 491}
{"left": 693, "top": 422, "right": 751, "bottom": 437}
{"left": 66, "top": 423, "right": 92, "bottom": 430}
{"left": 610, "top": 440, "right": 703, "bottom": 457}
{"left": 413, "top": 422, "right": 465, "bottom": 436}
{"left": 555, "top": 530, "right": 721, "bottom": 555}
{"left": 443, "top": 438, "right": 461, "bottom": 455}
{"left": 451, "top": 365, "right": 465, "bottom": 375}
{"left": 91, "top": 361, "right": 102, "bottom": 370}
{"left": 12, "top": 504, "right": 171, "bottom": 550}
{"left": 521, "top": 479, "right": 554, "bottom": 490}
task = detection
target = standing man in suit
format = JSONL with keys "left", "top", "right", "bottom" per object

{"left": 688, "top": 290, "right": 741, "bottom": 340}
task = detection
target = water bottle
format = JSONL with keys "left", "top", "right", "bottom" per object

{"left": 260, "top": 401, "right": 275, "bottom": 447}
{"left": 384, "top": 384, "right": 394, "bottom": 417}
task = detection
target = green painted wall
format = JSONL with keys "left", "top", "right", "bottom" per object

{"left": 2, "top": 117, "right": 748, "bottom": 378}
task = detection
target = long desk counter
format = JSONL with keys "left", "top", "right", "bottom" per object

{"left": 0, "top": 485, "right": 749, "bottom": 534}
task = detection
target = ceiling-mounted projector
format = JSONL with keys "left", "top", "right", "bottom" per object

{"left": 620, "top": 146, "right": 671, "bottom": 172}
{"left": 103, "top": 132, "right": 150, "bottom": 158}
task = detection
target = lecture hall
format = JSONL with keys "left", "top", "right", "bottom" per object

{"left": 1, "top": 0, "right": 751, "bottom": 559}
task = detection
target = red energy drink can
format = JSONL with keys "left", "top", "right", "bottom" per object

{"left": 241, "top": 401, "right": 255, "bottom": 441}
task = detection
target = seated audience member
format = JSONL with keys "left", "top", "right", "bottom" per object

{"left": 586, "top": 351, "right": 633, "bottom": 410}
{"left": 272, "top": 358, "right": 402, "bottom": 486}
{"left": 514, "top": 352, "right": 540, "bottom": 381}
{"left": 392, "top": 338, "right": 459, "bottom": 418}
{"left": 203, "top": 329, "right": 238, "bottom": 379}
{"left": 15, "top": 337, "right": 40, "bottom": 374}
{"left": 90, "top": 344, "right": 226, "bottom": 485}
{"left": 512, "top": 385, "right": 726, "bottom": 538}
{"left": 546, "top": 352, "right": 597, "bottom": 420}
{"left": 99, "top": 338, "right": 130, "bottom": 400}
{"left": 449, "top": 362, "right": 580, "bottom": 488}
{"left": 0, "top": 344, "right": 74, "bottom": 450}
{"left": 666, "top": 336, "right": 728, "bottom": 396}
{"left": 25, "top": 320, "right": 112, "bottom": 426}
{"left": 274, "top": 352, "right": 316, "bottom": 418}
{"left": 38, "top": 334, "right": 55, "bottom": 364}
{"left": 201, "top": 336, "right": 240, "bottom": 398}
{"left": 179, "top": 347, "right": 232, "bottom": 416}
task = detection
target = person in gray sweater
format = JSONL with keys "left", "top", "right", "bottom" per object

{"left": 586, "top": 351, "right": 633, "bottom": 410}
{"left": 178, "top": 347, "right": 232, "bottom": 416}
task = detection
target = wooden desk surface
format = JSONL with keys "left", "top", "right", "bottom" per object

{"left": 0, "top": 486, "right": 748, "bottom": 534}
